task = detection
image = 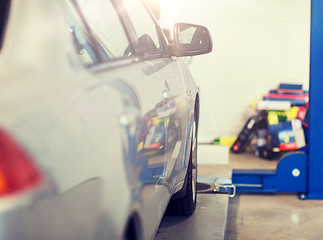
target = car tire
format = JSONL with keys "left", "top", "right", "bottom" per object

{"left": 166, "top": 117, "right": 197, "bottom": 216}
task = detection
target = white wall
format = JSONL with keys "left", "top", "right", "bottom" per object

{"left": 160, "top": 0, "right": 311, "bottom": 142}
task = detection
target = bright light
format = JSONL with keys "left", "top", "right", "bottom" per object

{"left": 160, "top": 0, "right": 177, "bottom": 28}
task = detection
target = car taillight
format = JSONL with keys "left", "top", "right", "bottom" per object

{"left": 0, "top": 128, "right": 42, "bottom": 196}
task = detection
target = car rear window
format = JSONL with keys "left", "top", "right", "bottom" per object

{"left": 0, "top": 0, "right": 10, "bottom": 51}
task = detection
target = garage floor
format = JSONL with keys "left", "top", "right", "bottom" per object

{"left": 227, "top": 152, "right": 323, "bottom": 240}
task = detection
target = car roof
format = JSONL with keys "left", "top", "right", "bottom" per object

{"left": 0, "top": 0, "right": 75, "bottom": 72}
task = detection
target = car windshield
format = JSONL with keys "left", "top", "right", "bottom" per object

{"left": 0, "top": 0, "right": 10, "bottom": 52}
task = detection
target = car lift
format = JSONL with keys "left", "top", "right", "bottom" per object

{"left": 156, "top": 1, "right": 323, "bottom": 239}
{"left": 232, "top": 0, "right": 323, "bottom": 199}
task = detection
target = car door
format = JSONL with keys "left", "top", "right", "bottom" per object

{"left": 122, "top": 0, "right": 187, "bottom": 216}
{"left": 69, "top": 0, "right": 170, "bottom": 237}
{"left": 62, "top": 2, "right": 134, "bottom": 239}
{"left": 116, "top": 0, "right": 172, "bottom": 232}
{"left": 120, "top": 0, "right": 188, "bottom": 200}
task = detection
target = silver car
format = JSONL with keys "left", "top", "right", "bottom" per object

{"left": 0, "top": 0, "right": 212, "bottom": 239}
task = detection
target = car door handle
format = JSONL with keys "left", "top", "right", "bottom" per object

{"left": 162, "top": 90, "right": 170, "bottom": 100}
{"left": 155, "top": 176, "right": 164, "bottom": 188}
{"left": 163, "top": 80, "right": 170, "bottom": 101}
{"left": 119, "top": 108, "right": 139, "bottom": 128}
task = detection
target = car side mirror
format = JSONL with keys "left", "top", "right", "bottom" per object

{"left": 172, "top": 23, "right": 212, "bottom": 57}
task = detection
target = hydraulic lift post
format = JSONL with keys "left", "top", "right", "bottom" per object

{"left": 302, "top": 0, "right": 323, "bottom": 199}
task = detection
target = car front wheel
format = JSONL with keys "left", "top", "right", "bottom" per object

{"left": 166, "top": 116, "right": 197, "bottom": 216}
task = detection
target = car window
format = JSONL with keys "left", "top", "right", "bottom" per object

{"left": 0, "top": 0, "right": 10, "bottom": 51}
{"left": 75, "top": 0, "right": 132, "bottom": 61}
{"left": 63, "top": 1, "right": 99, "bottom": 65}
{"left": 121, "top": 0, "right": 162, "bottom": 55}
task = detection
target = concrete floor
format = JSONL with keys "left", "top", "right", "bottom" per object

{"left": 227, "top": 152, "right": 323, "bottom": 240}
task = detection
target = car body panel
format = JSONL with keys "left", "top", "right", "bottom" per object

{"left": 0, "top": 0, "right": 203, "bottom": 239}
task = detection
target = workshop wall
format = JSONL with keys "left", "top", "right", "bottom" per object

{"left": 160, "top": 0, "right": 310, "bottom": 142}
